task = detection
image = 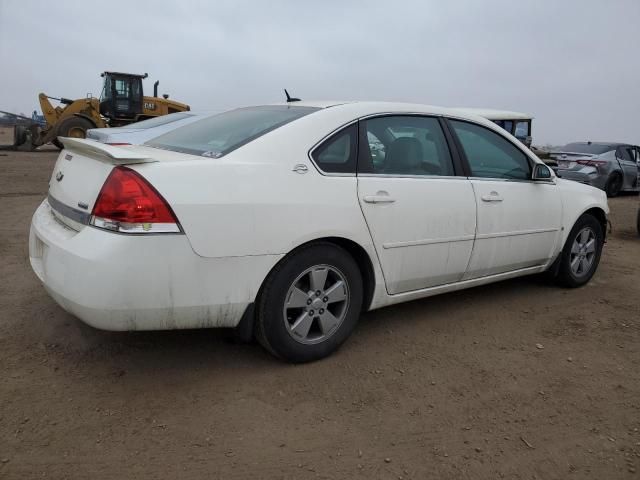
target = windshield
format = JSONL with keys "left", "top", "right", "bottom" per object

{"left": 560, "top": 143, "right": 615, "bottom": 154}
{"left": 146, "top": 105, "right": 319, "bottom": 157}
{"left": 126, "top": 112, "right": 194, "bottom": 130}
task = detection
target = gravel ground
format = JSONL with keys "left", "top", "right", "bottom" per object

{"left": 1, "top": 149, "right": 639, "bottom": 479}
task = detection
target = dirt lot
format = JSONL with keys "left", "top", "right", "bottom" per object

{"left": 0, "top": 149, "right": 639, "bottom": 479}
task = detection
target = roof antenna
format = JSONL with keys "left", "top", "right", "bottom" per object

{"left": 284, "top": 89, "right": 300, "bottom": 103}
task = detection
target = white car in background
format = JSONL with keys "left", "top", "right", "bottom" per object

{"left": 86, "top": 111, "right": 212, "bottom": 145}
{"left": 29, "top": 101, "right": 608, "bottom": 362}
{"left": 454, "top": 108, "right": 533, "bottom": 147}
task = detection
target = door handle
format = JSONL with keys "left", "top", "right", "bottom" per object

{"left": 363, "top": 191, "right": 396, "bottom": 204}
{"left": 481, "top": 191, "right": 503, "bottom": 202}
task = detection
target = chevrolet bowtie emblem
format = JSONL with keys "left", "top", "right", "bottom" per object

{"left": 55, "top": 171, "right": 64, "bottom": 182}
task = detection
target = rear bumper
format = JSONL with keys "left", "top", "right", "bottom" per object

{"left": 29, "top": 199, "right": 281, "bottom": 331}
{"left": 556, "top": 169, "right": 606, "bottom": 190}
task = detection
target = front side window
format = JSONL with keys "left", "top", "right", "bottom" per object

{"left": 311, "top": 124, "right": 357, "bottom": 173}
{"left": 360, "top": 116, "right": 454, "bottom": 176}
{"left": 449, "top": 119, "right": 531, "bottom": 180}
{"left": 146, "top": 105, "right": 319, "bottom": 157}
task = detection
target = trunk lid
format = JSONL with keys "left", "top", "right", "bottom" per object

{"left": 550, "top": 151, "right": 598, "bottom": 170}
{"left": 87, "top": 128, "right": 141, "bottom": 143}
{"left": 47, "top": 138, "right": 157, "bottom": 231}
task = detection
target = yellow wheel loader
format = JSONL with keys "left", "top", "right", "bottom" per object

{"left": 35, "top": 72, "right": 190, "bottom": 148}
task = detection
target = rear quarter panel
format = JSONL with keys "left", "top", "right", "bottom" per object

{"left": 132, "top": 116, "right": 376, "bottom": 260}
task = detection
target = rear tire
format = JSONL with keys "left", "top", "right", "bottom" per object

{"left": 54, "top": 116, "right": 95, "bottom": 147}
{"left": 605, "top": 173, "right": 623, "bottom": 197}
{"left": 556, "top": 214, "right": 604, "bottom": 288}
{"left": 255, "top": 242, "right": 363, "bottom": 363}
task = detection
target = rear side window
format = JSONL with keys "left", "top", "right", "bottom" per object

{"left": 311, "top": 124, "right": 357, "bottom": 174}
{"left": 360, "top": 116, "right": 454, "bottom": 176}
{"left": 146, "top": 106, "right": 319, "bottom": 157}
{"left": 449, "top": 120, "right": 531, "bottom": 180}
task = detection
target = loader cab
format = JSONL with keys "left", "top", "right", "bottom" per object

{"left": 99, "top": 72, "right": 146, "bottom": 122}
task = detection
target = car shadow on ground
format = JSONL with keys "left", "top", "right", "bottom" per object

{"left": 43, "top": 273, "right": 557, "bottom": 374}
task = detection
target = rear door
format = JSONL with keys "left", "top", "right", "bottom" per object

{"left": 356, "top": 115, "right": 476, "bottom": 294}
{"left": 447, "top": 119, "right": 561, "bottom": 279}
{"left": 617, "top": 145, "right": 639, "bottom": 190}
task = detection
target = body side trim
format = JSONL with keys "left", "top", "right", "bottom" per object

{"left": 382, "top": 235, "right": 475, "bottom": 249}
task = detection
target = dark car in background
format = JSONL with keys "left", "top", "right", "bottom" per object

{"left": 551, "top": 142, "right": 640, "bottom": 197}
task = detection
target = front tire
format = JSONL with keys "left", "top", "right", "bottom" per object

{"left": 255, "top": 242, "right": 363, "bottom": 363}
{"left": 54, "top": 116, "right": 95, "bottom": 147}
{"left": 556, "top": 214, "right": 604, "bottom": 287}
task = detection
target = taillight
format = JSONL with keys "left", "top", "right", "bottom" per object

{"left": 576, "top": 159, "right": 606, "bottom": 167}
{"left": 90, "top": 166, "right": 181, "bottom": 234}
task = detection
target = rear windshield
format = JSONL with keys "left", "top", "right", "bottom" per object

{"left": 146, "top": 106, "right": 319, "bottom": 157}
{"left": 561, "top": 143, "right": 614, "bottom": 154}
{"left": 128, "top": 112, "right": 194, "bottom": 129}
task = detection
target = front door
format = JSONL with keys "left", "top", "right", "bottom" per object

{"left": 447, "top": 119, "right": 561, "bottom": 279}
{"left": 357, "top": 115, "right": 476, "bottom": 295}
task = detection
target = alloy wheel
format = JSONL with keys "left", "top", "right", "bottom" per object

{"left": 570, "top": 227, "right": 596, "bottom": 277}
{"left": 282, "top": 264, "right": 350, "bottom": 345}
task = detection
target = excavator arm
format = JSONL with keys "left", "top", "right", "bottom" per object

{"left": 38, "top": 93, "right": 60, "bottom": 126}
{"left": 34, "top": 93, "right": 105, "bottom": 147}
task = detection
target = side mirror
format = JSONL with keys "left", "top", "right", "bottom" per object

{"left": 532, "top": 164, "right": 553, "bottom": 181}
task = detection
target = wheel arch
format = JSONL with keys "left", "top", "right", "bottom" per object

{"left": 257, "top": 236, "right": 377, "bottom": 313}
{"left": 605, "top": 169, "right": 624, "bottom": 197}
{"left": 582, "top": 207, "right": 608, "bottom": 241}
{"left": 71, "top": 113, "right": 98, "bottom": 128}
{"left": 323, "top": 236, "right": 376, "bottom": 312}
{"left": 566, "top": 206, "right": 608, "bottom": 245}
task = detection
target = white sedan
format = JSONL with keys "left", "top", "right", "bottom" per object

{"left": 29, "top": 101, "right": 609, "bottom": 362}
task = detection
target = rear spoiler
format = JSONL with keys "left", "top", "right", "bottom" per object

{"left": 59, "top": 137, "right": 156, "bottom": 164}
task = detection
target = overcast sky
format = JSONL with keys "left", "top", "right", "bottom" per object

{"left": 1, "top": 0, "right": 638, "bottom": 145}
